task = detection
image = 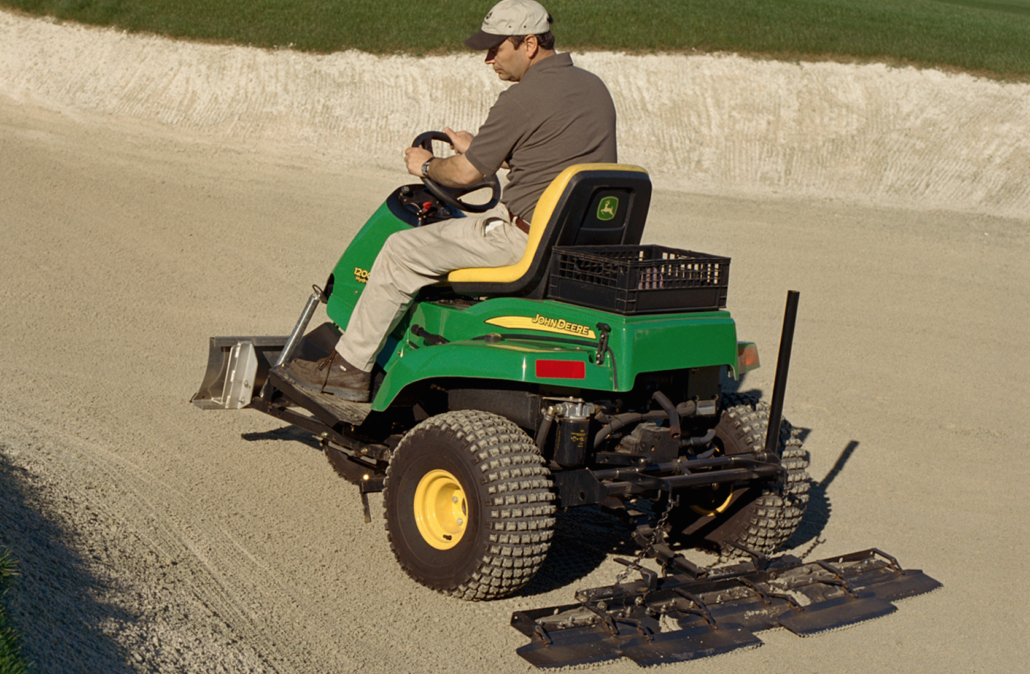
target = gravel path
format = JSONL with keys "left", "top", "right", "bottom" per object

{"left": 1, "top": 10, "right": 1028, "bottom": 674}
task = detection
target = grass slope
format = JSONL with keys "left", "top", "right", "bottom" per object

{"left": 0, "top": 551, "right": 28, "bottom": 674}
{"left": 1, "top": 0, "right": 1028, "bottom": 77}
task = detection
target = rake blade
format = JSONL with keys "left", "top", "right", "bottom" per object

{"left": 515, "top": 625, "right": 623, "bottom": 669}
{"left": 776, "top": 594, "right": 896, "bottom": 637}
{"left": 512, "top": 548, "right": 941, "bottom": 668}
{"left": 858, "top": 569, "right": 943, "bottom": 603}
{"left": 620, "top": 623, "right": 762, "bottom": 666}
{"left": 707, "top": 595, "right": 793, "bottom": 632}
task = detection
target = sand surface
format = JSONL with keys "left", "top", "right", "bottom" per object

{"left": 1, "top": 9, "right": 1029, "bottom": 674}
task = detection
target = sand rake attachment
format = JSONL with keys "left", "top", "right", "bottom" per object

{"left": 511, "top": 548, "right": 940, "bottom": 668}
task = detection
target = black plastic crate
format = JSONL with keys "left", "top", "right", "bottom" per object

{"left": 547, "top": 245, "right": 730, "bottom": 314}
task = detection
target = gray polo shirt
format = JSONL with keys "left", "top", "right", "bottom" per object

{"left": 464, "top": 53, "right": 617, "bottom": 222}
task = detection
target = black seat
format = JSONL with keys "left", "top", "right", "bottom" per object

{"left": 447, "top": 163, "right": 652, "bottom": 299}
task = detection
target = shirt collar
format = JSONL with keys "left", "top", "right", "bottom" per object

{"left": 520, "top": 52, "right": 572, "bottom": 84}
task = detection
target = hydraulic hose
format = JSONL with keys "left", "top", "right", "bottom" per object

{"left": 593, "top": 400, "right": 697, "bottom": 448}
{"left": 652, "top": 391, "right": 681, "bottom": 439}
{"left": 535, "top": 408, "right": 555, "bottom": 453}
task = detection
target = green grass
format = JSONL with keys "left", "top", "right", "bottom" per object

{"left": 2, "top": 1, "right": 1027, "bottom": 76}
{"left": 0, "top": 551, "right": 29, "bottom": 674}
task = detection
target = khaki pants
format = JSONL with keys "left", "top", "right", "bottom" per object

{"left": 336, "top": 203, "right": 528, "bottom": 371}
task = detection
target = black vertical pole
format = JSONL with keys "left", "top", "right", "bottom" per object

{"left": 765, "top": 291, "right": 800, "bottom": 455}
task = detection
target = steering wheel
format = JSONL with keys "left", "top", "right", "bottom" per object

{"left": 412, "top": 131, "right": 501, "bottom": 214}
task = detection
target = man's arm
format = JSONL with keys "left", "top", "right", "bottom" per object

{"left": 403, "top": 127, "right": 483, "bottom": 187}
{"left": 448, "top": 126, "right": 511, "bottom": 170}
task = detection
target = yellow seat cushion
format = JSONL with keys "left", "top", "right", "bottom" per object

{"left": 447, "top": 163, "right": 646, "bottom": 285}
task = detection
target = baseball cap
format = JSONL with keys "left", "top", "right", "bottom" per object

{"left": 464, "top": 0, "right": 553, "bottom": 51}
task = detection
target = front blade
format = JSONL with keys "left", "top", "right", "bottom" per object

{"left": 191, "top": 336, "right": 287, "bottom": 409}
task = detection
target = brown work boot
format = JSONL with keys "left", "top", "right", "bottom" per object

{"left": 284, "top": 352, "right": 371, "bottom": 402}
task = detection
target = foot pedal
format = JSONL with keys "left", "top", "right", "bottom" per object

{"left": 270, "top": 367, "right": 372, "bottom": 426}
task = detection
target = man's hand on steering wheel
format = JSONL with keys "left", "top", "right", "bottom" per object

{"left": 403, "top": 145, "right": 434, "bottom": 178}
{"left": 407, "top": 131, "right": 501, "bottom": 214}
{"left": 443, "top": 127, "right": 473, "bottom": 155}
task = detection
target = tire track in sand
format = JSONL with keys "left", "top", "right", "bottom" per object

{"left": 0, "top": 412, "right": 375, "bottom": 673}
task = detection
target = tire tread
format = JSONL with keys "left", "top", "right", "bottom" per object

{"left": 684, "top": 392, "right": 810, "bottom": 556}
{"left": 384, "top": 410, "right": 555, "bottom": 600}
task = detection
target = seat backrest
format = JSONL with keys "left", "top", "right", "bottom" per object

{"left": 448, "top": 163, "right": 651, "bottom": 298}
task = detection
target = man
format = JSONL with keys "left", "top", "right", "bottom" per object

{"left": 286, "top": 0, "right": 617, "bottom": 401}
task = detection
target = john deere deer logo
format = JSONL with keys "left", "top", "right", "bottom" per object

{"left": 597, "top": 196, "right": 619, "bottom": 221}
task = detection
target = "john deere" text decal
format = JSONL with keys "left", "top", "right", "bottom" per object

{"left": 485, "top": 315, "right": 596, "bottom": 339}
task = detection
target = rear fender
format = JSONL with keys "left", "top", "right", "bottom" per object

{"left": 372, "top": 338, "right": 603, "bottom": 411}
{"left": 370, "top": 299, "right": 739, "bottom": 411}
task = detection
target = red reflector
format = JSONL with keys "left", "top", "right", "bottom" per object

{"left": 535, "top": 360, "right": 586, "bottom": 379}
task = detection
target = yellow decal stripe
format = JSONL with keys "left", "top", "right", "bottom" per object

{"left": 485, "top": 316, "right": 596, "bottom": 340}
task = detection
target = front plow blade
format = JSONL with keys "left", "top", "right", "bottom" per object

{"left": 191, "top": 336, "right": 288, "bottom": 410}
{"left": 511, "top": 548, "right": 940, "bottom": 668}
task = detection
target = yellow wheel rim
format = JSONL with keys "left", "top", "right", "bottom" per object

{"left": 413, "top": 469, "right": 468, "bottom": 550}
{"left": 689, "top": 489, "right": 735, "bottom": 517}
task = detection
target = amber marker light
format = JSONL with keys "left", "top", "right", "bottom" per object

{"left": 737, "top": 342, "right": 760, "bottom": 373}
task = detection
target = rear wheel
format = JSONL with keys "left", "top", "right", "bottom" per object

{"left": 383, "top": 410, "right": 556, "bottom": 600}
{"left": 670, "top": 393, "right": 809, "bottom": 555}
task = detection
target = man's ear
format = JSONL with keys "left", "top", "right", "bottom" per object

{"left": 524, "top": 34, "right": 539, "bottom": 58}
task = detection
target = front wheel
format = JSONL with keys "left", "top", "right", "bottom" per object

{"left": 669, "top": 393, "right": 810, "bottom": 556}
{"left": 383, "top": 410, "right": 556, "bottom": 600}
